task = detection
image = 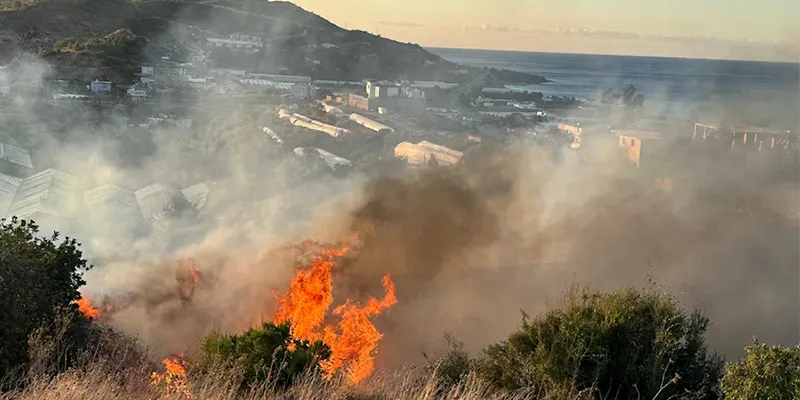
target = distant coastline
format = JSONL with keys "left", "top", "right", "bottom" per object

{"left": 426, "top": 46, "right": 800, "bottom": 65}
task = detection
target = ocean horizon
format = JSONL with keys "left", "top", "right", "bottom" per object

{"left": 428, "top": 47, "right": 800, "bottom": 127}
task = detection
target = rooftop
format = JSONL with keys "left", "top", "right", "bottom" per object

{"left": 0, "top": 172, "right": 23, "bottom": 217}
{"left": 135, "top": 183, "right": 196, "bottom": 222}
{"left": 8, "top": 169, "right": 77, "bottom": 220}
{"left": 0, "top": 142, "right": 33, "bottom": 169}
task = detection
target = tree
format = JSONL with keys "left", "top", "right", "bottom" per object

{"left": 197, "top": 322, "right": 330, "bottom": 391}
{"left": 721, "top": 340, "right": 800, "bottom": 399}
{"left": 0, "top": 218, "right": 91, "bottom": 379}
{"left": 475, "top": 284, "right": 723, "bottom": 399}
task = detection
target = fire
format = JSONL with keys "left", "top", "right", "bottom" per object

{"left": 177, "top": 258, "right": 201, "bottom": 302}
{"left": 274, "top": 237, "right": 397, "bottom": 384}
{"left": 73, "top": 296, "right": 100, "bottom": 319}
{"left": 321, "top": 274, "right": 397, "bottom": 384}
{"left": 151, "top": 355, "right": 191, "bottom": 399}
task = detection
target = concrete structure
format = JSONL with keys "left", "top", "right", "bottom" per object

{"left": 613, "top": 130, "right": 663, "bottom": 167}
{"left": 394, "top": 141, "right": 463, "bottom": 167}
{"left": 135, "top": 183, "right": 196, "bottom": 223}
{"left": 294, "top": 147, "right": 352, "bottom": 169}
{"left": 206, "top": 37, "right": 264, "bottom": 52}
{"left": 349, "top": 113, "right": 394, "bottom": 133}
{"left": 90, "top": 80, "right": 112, "bottom": 93}
{"left": 53, "top": 93, "right": 90, "bottom": 100}
{"left": 7, "top": 169, "right": 78, "bottom": 220}
{"left": 240, "top": 79, "right": 311, "bottom": 98}
{"left": 366, "top": 80, "right": 401, "bottom": 99}
{"left": 693, "top": 123, "right": 796, "bottom": 153}
{"left": 0, "top": 172, "right": 23, "bottom": 217}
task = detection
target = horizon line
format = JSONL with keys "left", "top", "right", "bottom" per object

{"left": 424, "top": 45, "right": 800, "bottom": 65}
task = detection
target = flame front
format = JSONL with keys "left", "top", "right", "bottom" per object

{"left": 321, "top": 274, "right": 397, "bottom": 384}
{"left": 151, "top": 355, "right": 191, "bottom": 399}
{"left": 274, "top": 238, "right": 397, "bottom": 385}
{"left": 274, "top": 244, "right": 350, "bottom": 342}
{"left": 73, "top": 296, "right": 100, "bottom": 319}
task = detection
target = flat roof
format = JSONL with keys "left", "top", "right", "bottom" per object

{"left": 694, "top": 123, "right": 793, "bottom": 135}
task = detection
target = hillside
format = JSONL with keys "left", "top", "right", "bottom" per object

{"left": 0, "top": 0, "right": 547, "bottom": 84}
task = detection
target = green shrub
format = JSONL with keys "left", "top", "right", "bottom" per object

{"left": 0, "top": 218, "right": 92, "bottom": 381}
{"left": 475, "top": 284, "right": 723, "bottom": 399}
{"left": 196, "top": 322, "right": 330, "bottom": 391}
{"left": 431, "top": 334, "right": 474, "bottom": 387}
{"left": 721, "top": 340, "right": 800, "bottom": 399}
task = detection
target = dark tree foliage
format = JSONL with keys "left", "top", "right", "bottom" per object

{"left": 197, "top": 322, "right": 330, "bottom": 391}
{"left": 476, "top": 284, "right": 723, "bottom": 399}
{"left": 0, "top": 218, "right": 91, "bottom": 380}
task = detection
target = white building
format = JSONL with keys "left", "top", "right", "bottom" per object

{"left": 0, "top": 172, "right": 23, "bottom": 217}
{"left": 0, "top": 142, "right": 33, "bottom": 170}
{"left": 7, "top": 169, "right": 78, "bottom": 220}
{"left": 127, "top": 83, "right": 149, "bottom": 99}
{"left": 135, "top": 183, "right": 196, "bottom": 223}
{"left": 349, "top": 113, "right": 394, "bottom": 133}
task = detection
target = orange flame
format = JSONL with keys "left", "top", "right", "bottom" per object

{"left": 274, "top": 244, "right": 350, "bottom": 342}
{"left": 321, "top": 274, "right": 397, "bottom": 384}
{"left": 151, "top": 355, "right": 191, "bottom": 399}
{"left": 273, "top": 237, "right": 397, "bottom": 384}
{"left": 73, "top": 296, "right": 100, "bottom": 319}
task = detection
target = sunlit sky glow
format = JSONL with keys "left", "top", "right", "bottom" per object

{"left": 289, "top": 0, "right": 800, "bottom": 62}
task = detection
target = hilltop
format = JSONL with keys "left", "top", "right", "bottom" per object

{"left": 0, "top": 0, "right": 548, "bottom": 84}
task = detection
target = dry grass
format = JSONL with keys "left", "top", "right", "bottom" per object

{"left": 3, "top": 366, "right": 537, "bottom": 400}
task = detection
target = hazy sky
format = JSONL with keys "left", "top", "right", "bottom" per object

{"left": 290, "top": 0, "right": 799, "bottom": 61}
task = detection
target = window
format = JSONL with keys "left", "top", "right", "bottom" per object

{"left": 630, "top": 139, "right": 636, "bottom": 147}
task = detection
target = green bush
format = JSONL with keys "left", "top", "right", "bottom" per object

{"left": 197, "top": 322, "right": 330, "bottom": 391}
{"left": 721, "top": 341, "right": 800, "bottom": 399}
{"left": 475, "top": 284, "right": 723, "bottom": 399}
{"left": 0, "top": 218, "right": 91, "bottom": 381}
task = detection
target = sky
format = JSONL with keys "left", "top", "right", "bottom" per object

{"left": 289, "top": 0, "right": 800, "bottom": 62}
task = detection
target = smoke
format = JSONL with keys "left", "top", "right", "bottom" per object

{"left": 1, "top": 5, "right": 797, "bottom": 373}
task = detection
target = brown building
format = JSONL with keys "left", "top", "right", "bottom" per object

{"left": 613, "top": 130, "right": 664, "bottom": 168}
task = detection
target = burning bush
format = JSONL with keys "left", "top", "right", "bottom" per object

{"left": 196, "top": 322, "right": 330, "bottom": 392}
{"left": 474, "top": 283, "right": 723, "bottom": 398}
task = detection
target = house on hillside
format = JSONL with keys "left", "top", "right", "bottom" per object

{"left": 90, "top": 80, "right": 112, "bottom": 93}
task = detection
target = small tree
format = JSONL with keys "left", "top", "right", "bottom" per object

{"left": 721, "top": 340, "right": 800, "bottom": 399}
{"left": 476, "top": 284, "right": 723, "bottom": 399}
{"left": 0, "top": 218, "right": 91, "bottom": 380}
{"left": 197, "top": 322, "right": 330, "bottom": 391}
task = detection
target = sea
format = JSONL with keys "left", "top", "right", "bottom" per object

{"left": 429, "top": 48, "right": 800, "bottom": 127}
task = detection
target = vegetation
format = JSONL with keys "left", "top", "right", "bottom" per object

{"left": 0, "top": 217, "right": 797, "bottom": 399}
{"left": 0, "top": 218, "right": 92, "bottom": 380}
{"left": 197, "top": 323, "right": 331, "bottom": 391}
{"left": 721, "top": 341, "right": 800, "bottom": 399}
{"left": 472, "top": 284, "right": 722, "bottom": 398}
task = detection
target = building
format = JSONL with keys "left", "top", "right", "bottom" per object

{"left": 181, "top": 182, "right": 214, "bottom": 212}
{"left": 240, "top": 78, "right": 311, "bottom": 98}
{"left": 206, "top": 36, "right": 264, "bottom": 53}
{"left": 0, "top": 172, "right": 23, "bottom": 217}
{"left": 348, "top": 93, "right": 371, "bottom": 111}
{"left": 294, "top": 147, "right": 352, "bottom": 169}
{"left": 613, "top": 130, "right": 663, "bottom": 168}
{"left": 127, "top": 83, "right": 150, "bottom": 100}
{"left": 349, "top": 113, "right": 394, "bottom": 133}
{"left": 90, "top": 80, "right": 112, "bottom": 93}
{"left": 141, "top": 66, "right": 155, "bottom": 75}
{"left": 7, "top": 169, "right": 78, "bottom": 221}
{"left": 263, "top": 127, "right": 284, "bottom": 144}
{"left": 693, "top": 123, "right": 796, "bottom": 153}
{"left": 0, "top": 142, "right": 33, "bottom": 176}
{"left": 394, "top": 141, "right": 463, "bottom": 167}
{"left": 366, "top": 80, "right": 401, "bottom": 99}
{"left": 83, "top": 184, "right": 148, "bottom": 235}
{"left": 135, "top": 183, "right": 196, "bottom": 223}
